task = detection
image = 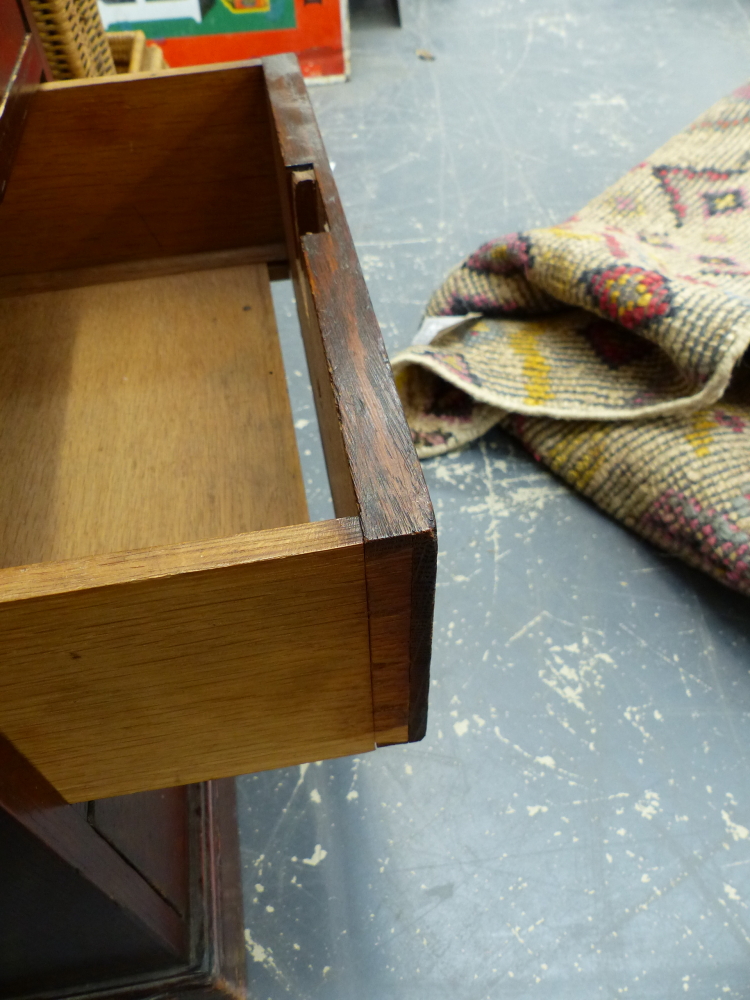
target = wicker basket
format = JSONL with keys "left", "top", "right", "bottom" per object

{"left": 108, "top": 30, "right": 169, "bottom": 73}
{"left": 140, "top": 39, "right": 169, "bottom": 72}
{"left": 28, "top": 0, "right": 168, "bottom": 79}
{"left": 77, "top": 0, "right": 116, "bottom": 74}
{"left": 28, "top": 0, "right": 116, "bottom": 78}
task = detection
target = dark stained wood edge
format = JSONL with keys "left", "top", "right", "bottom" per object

{"left": 365, "top": 538, "right": 412, "bottom": 743}
{"left": 202, "top": 780, "right": 245, "bottom": 998}
{"left": 7, "top": 779, "right": 245, "bottom": 1000}
{"left": 0, "top": 733, "right": 187, "bottom": 962}
{"left": 0, "top": 30, "right": 43, "bottom": 205}
{"left": 263, "top": 55, "right": 433, "bottom": 538}
{"left": 408, "top": 528, "right": 437, "bottom": 742}
{"left": 0, "top": 244, "right": 288, "bottom": 298}
{"left": 263, "top": 53, "right": 436, "bottom": 743}
{"left": 15, "top": 0, "right": 53, "bottom": 81}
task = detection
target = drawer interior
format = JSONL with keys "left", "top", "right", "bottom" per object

{"left": 0, "top": 64, "right": 285, "bottom": 277}
{"left": 0, "top": 264, "right": 307, "bottom": 567}
{"left": 0, "top": 63, "right": 311, "bottom": 568}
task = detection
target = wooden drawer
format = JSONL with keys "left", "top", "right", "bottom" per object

{"left": 0, "top": 56, "right": 436, "bottom": 803}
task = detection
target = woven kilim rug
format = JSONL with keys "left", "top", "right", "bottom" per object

{"left": 392, "top": 83, "right": 750, "bottom": 596}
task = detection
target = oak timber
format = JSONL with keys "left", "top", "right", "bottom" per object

{"left": 0, "top": 263, "right": 306, "bottom": 566}
{"left": 0, "top": 63, "right": 284, "bottom": 276}
{"left": 0, "top": 53, "right": 434, "bottom": 802}
{"left": 0, "top": 244, "right": 288, "bottom": 298}
{"left": 0, "top": 518, "right": 375, "bottom": 802}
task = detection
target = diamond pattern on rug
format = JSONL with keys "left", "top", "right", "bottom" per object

{"left": 393, "top": 81, "right": 750, "bottom": 596}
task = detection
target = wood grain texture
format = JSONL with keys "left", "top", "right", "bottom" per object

{"left": 0, "top": 244, "right": 288, "bottom": 298}
{"left": 265, "top": 54, "right": 437, "bottom": 742}
{"left": 0, "top": 734, "right": 187, "bottom": 985}
{"left": 289, "top": 253, "right": 358, "bottom": 518}
{"left": 0, "top": 518, "right": 375, "bottom": 802}
{"left": 0, "top": 263, "right": 306, "bottom": 566}
{"left": 0, "top": 63, "right": 284, "bottom": 275}
{"left": 365, "top": 540, "right": 412, "bottom": 742}
{"left": 0, "top": 56, "right": 430, "bottom": 788}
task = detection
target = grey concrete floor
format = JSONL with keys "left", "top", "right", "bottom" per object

{"left": 238, "top": 2, "right": 750, "bottom": 997}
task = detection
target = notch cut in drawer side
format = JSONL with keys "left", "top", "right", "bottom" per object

{"left": 0, "top": 262, "right": 307, "bottom": 568}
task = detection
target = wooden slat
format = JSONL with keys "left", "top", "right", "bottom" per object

{"left": 0, "top": 63, "right": 285, "bottom": 276}
{"left": 264, "top": 54, "right": 437, "bottom": 744}
{"left": 199, "top": 779, "right": 246, "bottom": 1000}
{"left": 291, "top": 257, "right": 359, "bottom": 518}
{"left": 0, "top": 243, "right": 288, "bottom": 297}
{"left": 365, "top": 541, "right": 412, "bottom": 743}
{"left": 0, "top": 518, "right": 374, "bottom": 802}
{"left": 0, "top": 263, "right": 306, "bottom": 567}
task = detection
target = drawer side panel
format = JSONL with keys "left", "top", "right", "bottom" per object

{"left": 0, "top": 520, "right": 374, "bottom": 801}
